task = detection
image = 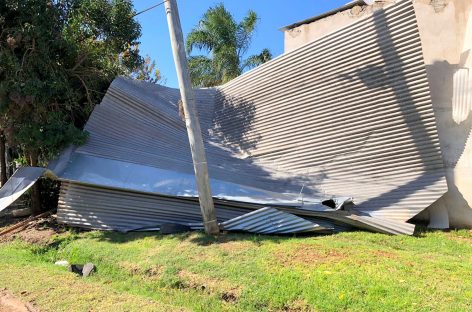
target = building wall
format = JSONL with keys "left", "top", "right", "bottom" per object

{"left": 283, "top": 2, "right": 387, "bottom": 53}
{"left": 283, "top": 0, "right": 472, "bottom": 228}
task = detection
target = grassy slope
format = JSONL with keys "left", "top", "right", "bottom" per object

{"left": 0, "top": 230, "right": 471, "bottom": 312}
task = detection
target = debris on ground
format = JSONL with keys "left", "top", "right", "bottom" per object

{"left": 0, "top": 212, "right": 65, "bottom": 244}
{"left": 54, "top": 260, "right": 70, "bottom": 267}
{"left": 82, "top": 263, "right": 96, "bottom": 277}
{"left": 0, "top": 289, "right": 38, "bottom": 312}
{"left": 11, "top": 208, "right": 33, "bottom": 218}
{"left": 69, "top": 263, "right": 96, "bottom": 277}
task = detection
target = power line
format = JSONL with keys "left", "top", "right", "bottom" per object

{"left": 132, "top": 1, "right": 167, "bottom": 18}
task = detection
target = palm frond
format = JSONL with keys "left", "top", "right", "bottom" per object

{"left": 186, "top": 29, "right": 214, "bottom": 54}
{"left": 242, "top": 48, "right": 272, "bottom": 71}
{"left": 236, "top": 10, "right": 258, "bottom": 57}
{"left": 188, "top": 55, "right": 220, "bottom": 87}
{"left": 185, "top": 4, "right": 269, "bottom": 86}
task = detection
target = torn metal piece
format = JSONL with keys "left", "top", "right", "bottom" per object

{"left": 0, "top": 167, "right": 46, "bottom": 213}
{"left": 221, "top": 207, "right": 332, "bottom": 234}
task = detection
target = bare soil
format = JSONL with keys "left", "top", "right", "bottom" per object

{"left": 177, "top": 270, "right": 241, "bottom": 302}
{"left": 0, "top": 214, "right": 65, "bottom": 245}
{"left": 0, "top": 289, "right": 38, "bottom": 312}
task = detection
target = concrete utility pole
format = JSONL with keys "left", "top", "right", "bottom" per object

{"left": 164, "top": 0, "right": 219, "bottom": 235}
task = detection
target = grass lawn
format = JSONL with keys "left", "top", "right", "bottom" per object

{"left": 0, "top": 229, "right": 471, "bottom": 311}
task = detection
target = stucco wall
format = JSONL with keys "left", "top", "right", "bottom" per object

{"left": 283, "top": 2, "right": 394, "bottom": 53}
{"left": 283, "top": 0, "right": 472, "bottom": 228}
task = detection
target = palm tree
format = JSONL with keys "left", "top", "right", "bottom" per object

{"left": 186, "top": 4, "right": 272, "bottom": 87}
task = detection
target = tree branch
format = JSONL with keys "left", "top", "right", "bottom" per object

{"left": 70, "top": 54, "right": 88, "bottom": 72}
{"left": 73, "top": 74, "right": 92, "bottom": 105}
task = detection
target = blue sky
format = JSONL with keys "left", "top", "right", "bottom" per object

{"left": 132, "top": 0, "right": 348, "bottom": 87}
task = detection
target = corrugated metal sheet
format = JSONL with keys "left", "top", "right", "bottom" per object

{"left": 220, "top": 207, "right": 329, "bottom": 234}
{"left": 57, "top": 182, "right": 252, "bottom": 232}
{"left": 215, "top": 0, "right": 447, "bottom": 222}
{"left": 53, "top": 152, "right": 325, "bottom": 207}
{"left": 58, "top": 181, "right": 413, "bottom": 234}
{"left": 0, "top": 167, "right": 46, "bottom": 213}
{"left": 58, "top": 182, "right": 349, "bottom": 233}
{"left": 53, "top": 0, "right": 443, "bottom": 235}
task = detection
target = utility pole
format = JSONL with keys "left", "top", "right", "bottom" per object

{"left": 164, "top": 0, "right": 219, "bottom": 235}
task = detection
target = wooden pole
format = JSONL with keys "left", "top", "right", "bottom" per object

{"left": 164, "top": 0, "right": 219, "bottom": 235}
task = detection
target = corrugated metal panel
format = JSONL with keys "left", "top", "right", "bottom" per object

{"left": 0, "top": 167, "right": 46, "bottom": 212}
{"left": 53, "top": 0, "right": 443, "bottom": 235}
{"left": 58, "top": 182, "right": 349, "bottom": 233}
{"left": 54, "top": 152, "right": 325, "bottom": 207}
{"left": 215, "top": 0, "right": 447, "bottom": 221}
{"left": 220, "top": 207, "right": 329, "bottom": 234}
{"left": 283, "top": 207, "right": 416, "bottom": 235}
{"left": 57, "top": 182, "right": 252, "bottom": 232}
{"left": 57, "top": 181, "right": 414, "bottom": 234}
{"left": 72, "top": 79, "right": 313, "bottom": 197}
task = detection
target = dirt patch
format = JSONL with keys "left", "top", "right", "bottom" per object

{"left": 276, "top": 244, "right": 348, "bottom": 266}
{"left": 143, "top": 265, "right": 163, "bottom": 279}
{"left": 0, "top": 289, "right": 38, "bottom": 312}
{"left": 281, "top": 299, "right": 314, "bottom": 312}
{"left": 0, "top": 214, "right": 65, "bottom": 245}
{"left": 177, "top": 270, "right": 241, "bottom": 302}
{"left": 221, "top": 292, "right": 237, "bottom": 303}
{"left": 371, "top": 250, "right": 398, "bottom": 259}
{"left": 0, "top": 212, "right": 28, "bottom": 229}
{"left": 445, "top": 232, "right": 472, "bottom": 244}
{"left": 119, "top": 262, "right": 163, "bottom": 280}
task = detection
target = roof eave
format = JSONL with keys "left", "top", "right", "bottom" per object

{"left": 279, "top": 0, "right": 366, "bottom": 31}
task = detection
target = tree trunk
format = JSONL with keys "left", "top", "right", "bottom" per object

{"left": 0, "top": 130, "right": 7, "bottom": 186}
{"left": 8, "top": 147, "right": 16, "bottom": 178}
{"left": 29, "top": 150, "right": 42, "bottom": 214}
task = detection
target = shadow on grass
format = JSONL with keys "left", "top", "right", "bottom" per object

{"left": 79, "top": 223, "right": 454, "bottom": 246}
{"left": 413, "top": 225, "right": 472, "bottom": 238}
{"left": 90, "top": 230, "right": 336, "bottom": 246}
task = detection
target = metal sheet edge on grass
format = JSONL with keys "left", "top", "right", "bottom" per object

{"left": 220, "top": 207, "right": 332, "bottom": 234}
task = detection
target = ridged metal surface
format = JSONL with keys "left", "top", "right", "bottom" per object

{"left": 220, "top": 207, "right": 328, "bottom": 234}
{"left": 57, "top": 182, "right": 252, "bottom": 232}
{"left": 58, "top": 181, "right": 351, "bottom": 233}
{"left": 54, "top": 0, "right": 443, "bottom": 235}
{"left": 58, "top": 181, "right": 414, "bottom": 234}
{"left": 215, "top": 0, "right": 447, "bottom": 221}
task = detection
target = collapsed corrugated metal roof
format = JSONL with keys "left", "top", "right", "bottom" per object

{"left": 1, "top": 0, "right": 446, "bottom": 236}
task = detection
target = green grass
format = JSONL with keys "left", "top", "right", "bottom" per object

{"left": 0, "top": 229, "right": 471, "bottom": 311}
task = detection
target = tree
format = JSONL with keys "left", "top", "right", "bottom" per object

{"left": 129, "top": 55, "right": 163, "bottom": 84}
{"left": 0, "top": 0, "right": 146, "bottom": 212}
{"left": 186, "top": 4, "right": 272, "bottom": 87}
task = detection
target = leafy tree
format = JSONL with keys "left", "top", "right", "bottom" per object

{"left": 186, "top": 4, "right": 272, "bottom": 87}
{"left": 129, "top": 55, "right": 163, "bottom": 84}
{"left": 0, "top": 0, "right": 146, "bottom": 212}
